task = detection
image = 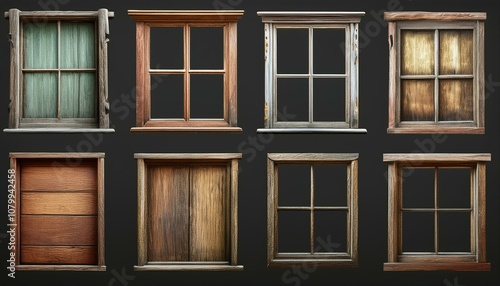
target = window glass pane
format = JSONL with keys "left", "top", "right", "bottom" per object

{"left": 402, "top": 168, "right": 434, "bottom": 209}
{"left": 401, "top": 30, "right": 435, "bottom": 75}
{"left": 23, "top": 22, "right": 58, "bottom": 69}
{"left": 277, "top": 28, "right": 309, "bottom": 74}
{"left": 438, "top": 211, "right": 470, "bottom": 252}
{"left": 23, "top": 73, "right": 57, "bottom": 118}
{"left": 401, "top": 79, "right": 435, "bottom": 121}
{"left": 313, "top": 78, "right": 345, "bottom": 122}
{"left": 314, "top": 211, "right": 347, "bottom": 253}
{"left": 60, "top": 22, "right": 95, "bottom": 69}
{"left": 150, "top": 27, "right": 184, "bottom": 69}
{"left": 60, "top": 72, "right": 95, "bottom": 118}
{"left": 150, "top": 74, "right": 184, "bottom": 119}
{"left": 313, "top": 28, "right": 345, "bottom": 74}
{"left": 439, "top": 79, "right": 473, "bottom": 121}
{"left": 314, "top": 164, "right": 347, "bottom": 207}
{"left": 402, "top": 211, "right": 435, "bottom": 252}
{"left": 278, "top": 165, "right": 310, "bottom": 207}
{"left": 277, "top": 78, "right": 309, "bottom": 122}
{"left": 438, "top": 168, "right": 471, "bottom": 209}
{"left": 278, "top": 211, "right": 310, "bottom": 253}
{"left": 439, "top": 30, "right": 473, "bottom": 75}
{"left": 190, "top": 74, "right": 224, "bottom": 119}
{"left": 190, "top": 27, "right": 224, "bottom": 70}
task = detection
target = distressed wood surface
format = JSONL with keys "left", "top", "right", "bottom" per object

{"left": 8, "top": 9, "right": 20, "bottom": 128}
{"left": 401, "top": 30, "right": 434, "bottom": 75}
{"left": 258, "top": 11, "right": 365, "bottom": 24}
{"left": 21, "top": 215, "right": 97, "bottom": 245}
{"left": 384, "top": 262, "right": 490, "bottom": 271}
{"left": 387, "top": 126, "right": 484, "bottom": 134}
{"left": 439, "top": 79, "right": 473, "bottom": 121}
{"left": 5, "top": 11, "right": 115, "bottom": 19}
{"left": 268, "top": 153, "right": 359, "bottom": 162}
{"left": 97, "top": 157, "right": 105, "bottom": 267}
{"left": 21, "top": 192, "right": 97, "bottom": 215}
{"left": 401, "top": 79, "right": 434, "bottom": 121}
{"left": 477, "top": 163, "right": 487, "bottom": 263}
{"left": 11, "top": 152, "right": 104, "bottom": 158}
{"left": 128, "top": 10, "right": 244, "bottom": 22}
{"left": 137, "top": 159, "right": 147, "bottom": 266}
{"left": 135, "top": 22, "right": 145, "bottom": 127}
{"left": 384, "top": 12, "right": 486, "bottom": 21}
{"left": 439, "top": 30, "right": 473, "bottom": 75}
{"left": 388, "top": 22, "right": 397, "bottom": 129}
{"left": 21, "top": 246, "right": 97, "bottom": 265}
{"left": 134, "top": 265, "right": 243, "bottom": 271}
{"left": 98, "top": 8, "right": 110, "bottom": 129}
{"left": 383, "top": 153, "right": 491, "bottom": 162}
{"left": 135, "top": 153, "right": 242, "bottom": 160}
{"left": 131, "top": 127, "right": 243, "bottom": 132}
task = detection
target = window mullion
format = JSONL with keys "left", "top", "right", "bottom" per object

{"left": 57, "top": 20, "right": 61, "bottom": 121}
{"left": 184, "top": 24, "right": 191, "bottom": 121}
{"left": 308, "top": 27, "right": 314, "bottom": 124}
{"left": 310, "top": 164, "right": 315, "bottom": 254}
{"left": 434, "top": 29, "right": 439, "bottom": 123}
{"left": 434, "top": 167, "right": 439, "bottom": 254}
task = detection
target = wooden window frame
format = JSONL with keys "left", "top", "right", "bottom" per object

{"left": 128, "top": 11, "right": 243, "bottom": 132}
{"left": 10, "top": 152, "right": 105, "bottom": 271}
{"left": 267, "top": 153, "right": 359, "bottom": 267}
{"left": 384, "top": 153, "right": 490, "bottom": 271}
{"left": 385, "top": 12, "right": 486, "bottom": 134}
{"left": 257, "top": 12, "right": 366, "bottom": 134}
{"left": 4, "top": 9, "right": 114, "bottom": 133}
{"left": 134, "top": 153, "right": 242, "bottom": 271}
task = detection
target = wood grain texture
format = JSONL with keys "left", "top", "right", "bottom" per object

{"left": 147, "top": 166, "right": 189, "bottom": 261}
{"left": 11, "top": 152, "right": 104, "bottom": 159}
{"left": 21, "top": 246, "right": 97, "bottom": 265}
{"left": 97, "top": 8, "right": 110, "bottom": 129}
{"left": 8, "top": 9, "right": 20, "bottom": 128}
{"left": 258, "top": 11, "right": 365, "bottom": 24}
{"left": 230, "top": 159, "right": 239, "bottom": 265}
{"left": 383, "top": 154, "right": 491, "bottom": 163}
{"left": 387, "top": 126, "right": 484, "bottom": 134}
{"left": 190, "top": 166, "right": 227, "bottom": 261}
{"left": 388, "top": 22, "right": 396, "bottom": 129}
{"left": 21, "top": 192, "right": 97, "bottom": 215}
{"left": 383, "top": 262, "right": 490, "bottom": 271}
{"left": 268, "top": 153, "right": 359, "bottom": 162}
{"left": 439, "top": 79, "right": 473, "bottom": 121}
{"left": 128, "top": 10, "right": 244, "bottom": 22}
{"left": 21, "top": 215, "right": 97, "bottom": 246}
{"left": 131, "top": 126, "right": 243, "bottom": 132}
{"left": 135, "top": 153, "right": 242, "bottom": 160}
{"left": 439, "top": 30, "right": 473, "bottom": 75}
{"left": 477, "top": 163, "right": 487, "bottom": 263}
{"left": 401, "top": 80, "right": 435, "bottom": 121}
{"left": 5, "top": 11, "right": 115, "bottom": 19}
{"left": 135, "top": 22, "right": 145, "bottom": 127}
{"left": 134, "top": 265, "right": 243, "bottom": 271}
{"left": 384, "top": 12, "right": 487, "bottom": 21}
{"left": 20, "top": 160, "right": 97, "bottom": 191}
{"left": 137, "top": 159, "right": 147, "bottom": 266}
{"left": 16, "top": 265, "right": 106, "bottom": 271}
{"left": 97, "top": 157, "right": 105, "bottom": 267}
{"left": 401, "top": 30, "right": 434, "bottom": 75}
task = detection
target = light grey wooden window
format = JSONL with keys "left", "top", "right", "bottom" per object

{"left": 5, "top": 9, "right": 114, "bottom": 133}
{"left": 257, "top": 12, "right": 366, "bottom": 134}
{"left": 384, "top": 154, "right": 490, "bottom": 271}
{"left": 385, "top": 12, "right": 486, "bottom": 134}
{"left": 267, "top": 153, "right": 358, "bottom": 267}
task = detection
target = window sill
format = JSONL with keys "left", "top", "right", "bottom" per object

{"left": 4, "top": 128, "right": 115, "bottom": 133}
{"left": 131, "top": 127, "right": 242, "bottom": 133}
{"left": 16, "top": 265, "right": 106, "bottom": 271}
{"left": 387, "top": 127, "right": 484, "bottom": 134}
{"left": 134, "top": 265, "right": 244, "bottom": 271}
{"left": 383, "top": 262, "right": 491, "bottom": 272}
{"left": 269, "top": 258, "right": 357, "bottom": 268}
{"left": 257, "top": 128, "right": 367, "bottom": 134}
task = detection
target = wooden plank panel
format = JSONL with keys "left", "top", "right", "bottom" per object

{"left": 384, "top": 153, "right": 491, "bottom": 163}
{"left": 21, "top": 192, "right": 96, "bottom": 215}
{"left": 190, "top": 166, "right": 227, "bottom": 261}
{"left": 401, "top": 80, "right": 435, "bottom": 121}
{"left": 147, "top": 166, "right": 189, "bottom": 261}
{"left": 21, "top": 160, "right": 97, "bottom": 191}
{"left": 401, "top": 30, "right": 434, "bottom": 75}
{"left": 439, "top": 79, "right": 473, "bottom": 121}
{"left": 21, "top": 215, "right": 97, "bottom": 246}
{"left": 21, "top": 246, "right": 97, "bottom": 265}
{"left": 439, "top": 30, "right": 473, "bottom": 75}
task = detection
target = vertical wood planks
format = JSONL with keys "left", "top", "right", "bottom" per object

{"left": 8, "top": 9, "right": 20, "bottom": 128}
{"left": 97, "top": 9, "right": 110, "bottom": 128}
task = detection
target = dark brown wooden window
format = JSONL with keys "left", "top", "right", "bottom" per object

{"left": 384, "top": 153, "right": 490, "bottom": 271}
{"left": 10, "top": 153, "right": 105, "bottom": 271}
{"left": 5, "top": 9, "right": 114, "bottom": 133}
{"left": 385, "top": 12, "right": 486, "bottom": 134}
{"left": 267, "top": 153, "right": 358, "bottom": 267}
{"left": 128, "top": 11, "right": 243, "bottom": 132}
{"left": 135, "top": 153, "right": 242, "bottom": 271}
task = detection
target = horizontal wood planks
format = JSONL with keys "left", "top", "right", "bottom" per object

{"left": 21, "top": 246, "right": 98, "bottom": 265}
{"left": 21, "top": 192, "right": 97, "bottom": 215}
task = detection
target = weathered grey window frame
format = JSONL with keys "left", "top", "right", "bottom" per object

{"left": 128, "top": 10, "right": 243, "bottom": 132}
{"left": 4, "top": 9, "right": 114, "bottom": 133}
{"left": 267, "top": 153, "right": 359, "bottom": 267}
{"left": 10, "top": 152, "right": 106, "bottom": 271}
{"left": 385, "top": 12, "right": 486, "bottom": 134}
{"left": 134, "top": 153, "right": 242, "bottom": 271}
{"left": 257, "top": 12, "right": 366, "bottom": 134}
{"left": 384, "top": 153, "right": 490, "bottom": 271}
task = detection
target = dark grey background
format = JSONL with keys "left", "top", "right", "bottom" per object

{"left": 0, "top": 0, "right": 499, "bottom": 285}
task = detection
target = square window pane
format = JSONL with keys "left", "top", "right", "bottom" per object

{"left": 313, "top": 28, "right": 345, "bottom": 74}
{"left": 401, "top": 30, "right": 435, "bottom": 75}
{"left": 190, "top": 27, "right": 224, "bottom": 70}
{"left": 61, "top": 72, "right": 95, "bottom": 118}
{"left": 402, "top": 211, "right": 435, "bottom": 252}
{"left": 150, "top": 27, "right": 184, "bottom": 69}
{"left": 438, "top": 168, "right": 471, "bottom": 208}
{"left": 438, "top": 211, "right": 470, "bottom": 252}
{"left": 402, "top": 168, "right": 434, "bottom": 209}
{"left": 401, "top": 79, "right": 435, "bottom": 121}
{"left": 278, "top": 211, "right": 310, "bottom": 253}
{"left": 150, "top": 74, "right": 184, "bottom": 119}
{"left": 23, "top": 22, "right": 58, "bottom": 69}
{"left": 277, "top": 78, "right": 309, "bottom": 122}
{"left": 23, "top": 73, "right": 58, "bottom": 118}
{"left": 439, "top": 79, "right": 473, "bottom": 121}
{"left": 60, "top": 22, "right": 95, "bottom": 69}
{"left": 439, "top": 30, "right": 473, "bottom": 75}
{"left": 278, "top": 165, "right": 310, "bottom": 207}
{"left": 190, "top": 74, "right": 224, "bottom": 119}
{"left": 314, "top": 164, "right": 347, "bottom": 207}
{"left": 314, "top": 211, "right": 347, "bottom": 253}
{"left": 313, "top": 78, "right": 345, "bottom": 122}
{"left": 277, "top": 28, "right": 309, "bottom": 74}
